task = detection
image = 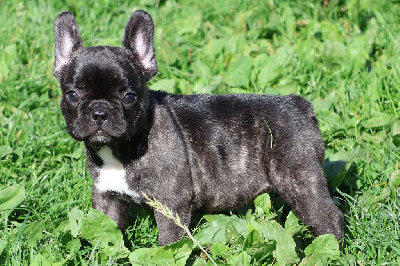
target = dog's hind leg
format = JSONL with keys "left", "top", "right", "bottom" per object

{"left": 269, "top": 159, "right": 344, "bottom": 241}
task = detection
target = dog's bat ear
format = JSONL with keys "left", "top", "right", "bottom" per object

{"left": 122, "top": 10, "right": 158, "bottom": 81}
{"left": 53, "top": 12, "right": 83, "bottom": 82}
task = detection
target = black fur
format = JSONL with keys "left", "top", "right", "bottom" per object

{"left": 54, "top": 10, "right": 344, "bottom": 245}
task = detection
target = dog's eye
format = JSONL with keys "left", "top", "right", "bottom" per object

{"left": 123, "top": 93, "right": 136, "bottom": 104}
{"left": 66, "top": 91, "right": 79, "bottom": 103}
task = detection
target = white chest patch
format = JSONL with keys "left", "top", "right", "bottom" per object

{"left": 95, "top": 146, "right": 142, "bottom": 204}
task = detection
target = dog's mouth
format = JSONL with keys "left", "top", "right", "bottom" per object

{"left": 87, "top": 129, "right": 114, "bottom": 144}
{"left": 67, "top": 115, "right": 129, "bottom": 144}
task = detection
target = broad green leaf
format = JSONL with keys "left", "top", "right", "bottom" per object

{"left": 81, "top": 209, "right": 128, "bottom": 258}
{"left": 66, "top": 148, "right": 83, "bottom": 159}
{"left": 300, "top": 234, "right": 340, "bottom": 265}
{"left": 282, "top": 5, "right": 295, "bottom": 33}
{"left": 204, "top": 38, "right": 226, "bottom": 56}
{"left": 192, "top": 77, "right": 222, "bottom": 94}
{"left": 324, "top": 147, "right": 360, "bottom": 188}
{"left": 319, "top": 110, "right": 344, "bottom": 133}
{"left": 225, "top": 216, "right": 248, "bottom": 236}
{"left": 285, "top": 211, "right": 304, "bottom": 235}
{"left": 129, "top": 247, "right": 175, "bottom": 265}
{"left": 347, "top": 34, "right": 370, "bottom": 72}
{"left": 0, "top": 146, "right": 13, "bottom": 159}
{"left": 30, "top": 254, "right": 52, "bottom": 266}
{"left": 66, "top": 238, "right": 81, "bottom": 253}
{"left": 254, "top": 193, "right": 272, "bottom": 217}
{"left": 228, "top": 87, "right": 248, "bottom": 94}
{"left": 273, "top": 222, "right": 299, "bottom": 265}
{"left": 225, "top": 34, "right": 247, "bottom": 54}
{"left": 247, "top": 213, "right": 298, "bottom": 263}
{"left": 210, "top": 242, "right": 228, "bottom": 257}
{"left": 276, "top": 80, "right": 300, "bottom": 95}
{"left": 312, "top": 91, "right": 336, "bottom": 111}
{"left": 361, "top": 113, "right": 392, "bottom": 129}
{"left": 296, "top": 38, "right": 321, "bottom": 63}
{"left": 224, "top": 56, "right": 252, "bottom": 87}
{"left": 56, "top": 220, "right": 80, "bottom": 250}
{"left": 0, "top": 44, "right": 17, "bottom": 82}
{"left": 243, "top": 230, "right": 274, "bottom": 261}
{"left": 67, "top": 207, "right": 84, "bottom": 237}
{"left": 391, "top": 120, "right": 400, "bottom": 147}
{"left": 0, "top": 184, "right": 25, "bottom": 212}
{"left": 23, "top": 221, "right": 44, "bottom": 248}
{"left": 164, "top": 238, "right": 193, "bottom": 266}
{"left": 195, "top": 218, "right": 226, "bottom": 245}
{"left": 195, "top": 215, "right": 247, "bottom": 245}
{"left": 245, "top": 213, "right": 275, "bottom": 240}
{"left": 54, "top": 219, "right": 69, "bottom": 237}
{"left": 264, "top": 87, "right": 279, "bottom": 95}
{"left": 257, "top": 46, "right": 294, "bottom": 86}
{"left": 284, "top": 211, "right": 299, "bottom": 230}
{"left": 322, "top": 40, "right": 348, "bottom": 70}
{"left": 191, "top": 61, "right": 211, "bottom": 78}
{"left": 150, "top": 79, "right": 176, "bottom": 93}
{"left": 14, "top": 147, "right": 24, "bottom": 160}
{"left": 4, "top": 44, "right": 17, "bottom": 59}
{"left": 391, "top": 120, "right": 400, "bottom": 135}
{"left": 227, "top": 251, "right": 252, "bottom": 265}
{"left": 49, "top": 260, "right": 69, "bottom": 266}
{"left": 258, "top": 61, "right": 282, "bottom": 86}
{"left": 202, "top": 214, "right": 221, "bottom": 223}
{"left": 246, "top": 242, "right": 275, "bottom": 262}
{"left": 243, "top": 230, "right": 261, "bottom": 250}
{"left": 253, "top": 53, "right": 269, "bottom": 69}
{"left": 140, "top": 0, "right": 157, "bottom": 6}
{"left": 348, "top": 0, "right": 379, "bottom": 20}
{"left": 225, "top": 222, "right": 243, "bottom": 245}
{"left": 304, "top": 234, "right": 340, "bottom": 257}
{"left": 190, "top": 258, "right": 216, "bottom": 266}
{"left": 324, "top": 159, "right": 347, "bottom": 185}
{"left": 390, "top": 170, "right": 400, "bottom": 187}
{"left": 306, "top": 21, "right": 344, "bottom": 43}
{"left": 175, "top": 13, "right": 202, "bottom": 35}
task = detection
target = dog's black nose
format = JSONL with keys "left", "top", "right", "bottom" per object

{"left": 92, "top": 109, "right": 109, "bottom": 125}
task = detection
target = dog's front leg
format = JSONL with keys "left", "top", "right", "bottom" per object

{"left": 92, "top": 188, "right": 130, "bottom": 230}
{"left": 153, "top": 204, "right": 192, "bottom": 246}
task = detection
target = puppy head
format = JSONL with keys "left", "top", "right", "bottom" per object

{"left": 53, "top": 10, "right": 157, "bottom": 144}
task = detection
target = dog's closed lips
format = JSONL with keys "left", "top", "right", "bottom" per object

{"left": 53, "top": 9, "right": 344, "bottom": 246}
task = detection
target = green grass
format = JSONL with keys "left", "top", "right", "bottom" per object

{"left": 1, "top": 0, "right": 400, "bottom": 264}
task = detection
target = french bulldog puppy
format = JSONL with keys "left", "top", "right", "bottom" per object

{"left": 53, "top": 10, "right": 344, "bottom": 245}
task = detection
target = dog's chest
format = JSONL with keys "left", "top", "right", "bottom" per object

{"left": 95, "top": 146, "right": 142, "bottom": 203}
